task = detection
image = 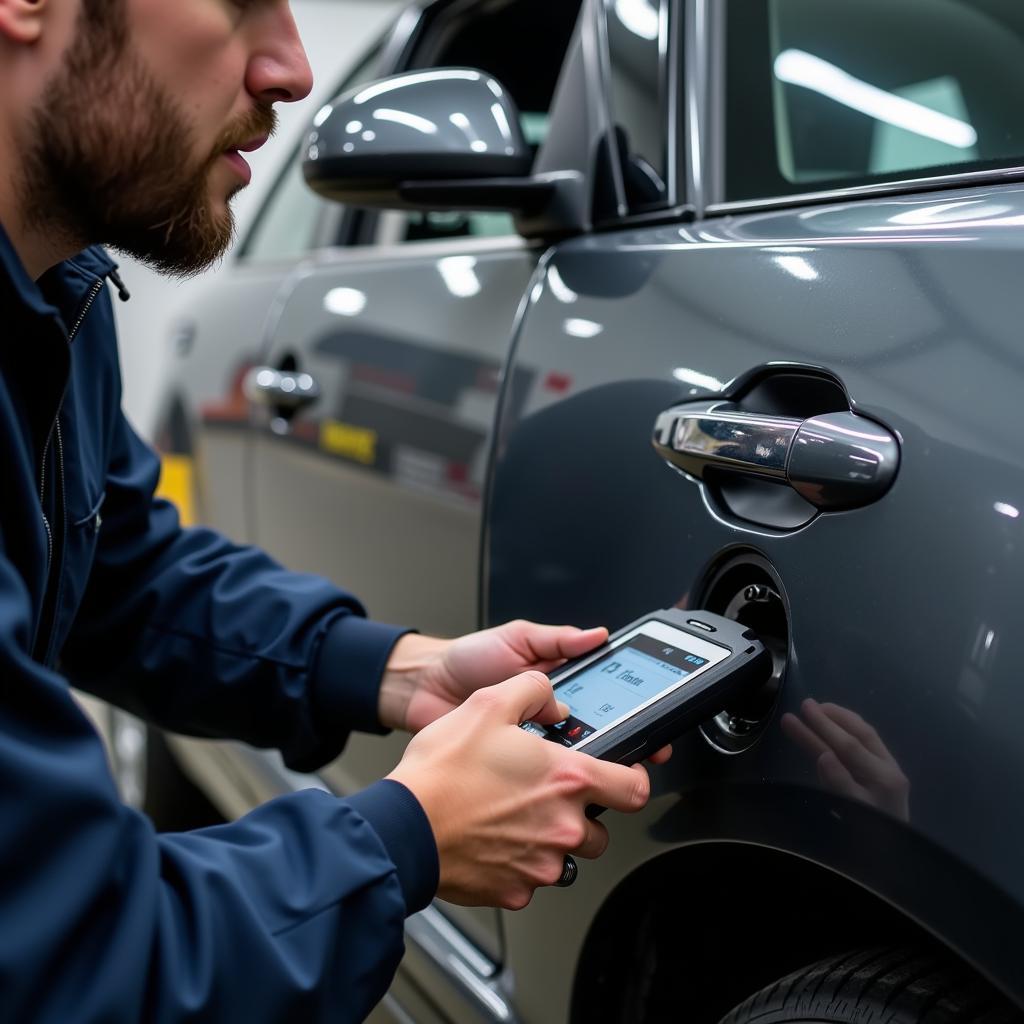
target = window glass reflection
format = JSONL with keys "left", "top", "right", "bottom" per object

{"left": 726, "top": 0, "right": 1024, "bottom": 201}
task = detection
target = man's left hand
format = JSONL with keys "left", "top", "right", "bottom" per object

{"left": 379, "top": 621, "right": 609, "bottom": 733}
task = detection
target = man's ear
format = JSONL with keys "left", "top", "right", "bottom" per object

{"left": 0, "top": 0, "right": 47, "bottom": 45}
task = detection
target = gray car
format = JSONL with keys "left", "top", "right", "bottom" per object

{"left": 134, "top": 0, "right": 1024, "bottom": 1019}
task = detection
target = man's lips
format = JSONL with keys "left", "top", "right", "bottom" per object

{"left": 236, "top": 134, "right": 270, "bottom": 154}
{"left": 221, "top": 151, "right": 253, "bottom": 185}
{"left": 221, "top": 136, "right": 269, "bottom": 185}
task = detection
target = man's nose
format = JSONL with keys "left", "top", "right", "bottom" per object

{"left": 246, "top": 5, "right": 314, "bottom": 104}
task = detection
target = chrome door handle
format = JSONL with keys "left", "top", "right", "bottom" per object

{"left": 243, "top": 366, "right": 321, "bottom": 411}
{"left": 653, "top": 401, "right": 900, "bottom": 510}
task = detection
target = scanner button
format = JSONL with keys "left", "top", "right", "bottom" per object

{"left": 687, "top": 619, "right": 716, "bottom": 632}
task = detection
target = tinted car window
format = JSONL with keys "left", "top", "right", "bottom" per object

{"left": 604, "top": 0, "right": 671, "bottom": 211}
{"left": 726, "top": 0, "right": 1024, "bottom": 202}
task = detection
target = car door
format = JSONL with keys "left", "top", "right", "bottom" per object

{"left": 487, "top": 0, "right": 1024, "bottom": 1017}
{"left": 248, "top": 0, "right": 581, "bottom": 642}
{"left": 245, "top": 0, "right": 584, "bottom": 1006}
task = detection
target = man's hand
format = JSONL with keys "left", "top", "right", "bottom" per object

{"left": 388, "top": 671, "right": 655, "bottom": 909}
{"left": 378, "top": 621, "right": 610, "bottom": 734}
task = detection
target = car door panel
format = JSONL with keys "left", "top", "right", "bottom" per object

{"left": 486, "top": 188, "right": 1024, "bottom": 1012}
{"left": 248, "top": 238, "right": 539, "bottom": 973}
{"left": 251, "top": 239, "right": 537, "bottom": 634}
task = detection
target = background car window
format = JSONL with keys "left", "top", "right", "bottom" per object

{"left": 239, "top": 46, "right": 383, "bottom": 263}
{"left": 374, "top": 0, "right": 582, "bottom": 244}
{"left": 603, "top": 0, "right": 672, "bottom": 211}
{"left": 725, "top": 0, "right": 1024, "bottom": 202}
{"left": 239, "top": 155, "right": 329, "bottom": 264}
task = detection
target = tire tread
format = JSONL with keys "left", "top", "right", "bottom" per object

{"left": 718, "top": 947, "right": 1019, "bottom": 1024}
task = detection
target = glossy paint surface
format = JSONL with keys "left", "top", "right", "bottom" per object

{"left": 250, "top": 236, "right": 537, "bottom": 637}
{"left": 248, "top": 235, "right": 539, "bottom": 972}
{"left": 305, "top": 68, "right": 532, "bottom": 201}
{"left": 488, "top": 185, "right": 1024, "bottom": 1016}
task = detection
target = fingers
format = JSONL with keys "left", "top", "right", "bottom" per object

{"left": 503, "top": 621, "right": 609, "bottom": 667}
{"left": 581, "top": 759, "right": 651, "bottom": 815}
{"left": 572, "top": 819, "right": 610, "bottom": 860}
{"left": 474, "top": 671, "right": 559, "bottom": 725}
{"left": 532, "top": 696, "right": 571, "bottom": 727}
{"left": 646, "top": 743, "right": 673, "bottom": 766}
{"left": 549, "top": 625, "right": 609, "bottom": 660}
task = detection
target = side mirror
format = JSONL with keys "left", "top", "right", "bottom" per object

{"left": 302, "top": 67, "right": 581, "bottom": 230}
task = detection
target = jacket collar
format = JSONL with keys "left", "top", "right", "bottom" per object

{"left": 0, "top": 220, "right": 117, "bottom": 334}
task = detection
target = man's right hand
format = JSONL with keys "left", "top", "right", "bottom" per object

{"left": 387, "top": 671, "right": 655, "bottom": 909}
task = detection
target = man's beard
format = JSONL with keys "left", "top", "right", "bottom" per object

{"left": 19, "top": 11, "right": 276, "bottom": 277}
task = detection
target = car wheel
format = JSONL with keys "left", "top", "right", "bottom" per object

{"left": 108, "top": 709, "right": 222, "bottom": 831}
{"left": 719, "top": 947, "right": 1018, "bottom": 1024}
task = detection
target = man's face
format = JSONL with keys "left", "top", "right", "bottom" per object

{"left": 20, "top": 0, "right": 312, "bottom": 277}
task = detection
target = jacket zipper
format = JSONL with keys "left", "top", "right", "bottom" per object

{"left": 33, "top": 278, "right": 104, "bottom": 663}
{"left": 43, "top": 417, "right": 69, "bottom": 666}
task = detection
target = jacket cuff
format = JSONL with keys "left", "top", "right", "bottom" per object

{"left": 345, "top": 779, "right": 439, "bottom": 915}
{"left": 313, "top": 615, "right": 413, "bottom": 737}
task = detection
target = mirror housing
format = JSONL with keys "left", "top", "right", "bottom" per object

{"left": 302, "top": 67, "right": 582, "bottom": 232}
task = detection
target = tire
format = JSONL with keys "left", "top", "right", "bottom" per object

{"left": 108, "top": 709, "right": 222, "bottom": 832}
{"left": 719, "top": 947, "right": 1020, "bottom": 1024}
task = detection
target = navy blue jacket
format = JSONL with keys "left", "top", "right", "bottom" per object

{"left": 0, "top": 226, "right": 439, "bottom": 1022}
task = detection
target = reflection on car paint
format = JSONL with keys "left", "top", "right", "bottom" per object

{"left": 782, "top": 698, "right": 911, "bottom": 822}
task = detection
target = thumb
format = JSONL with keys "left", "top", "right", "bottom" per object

{"left": 486, "top": 671, "right": 566, "bottom": 725}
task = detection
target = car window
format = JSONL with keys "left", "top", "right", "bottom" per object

{"left": 239, "top": 46, "right": 383, "bottom": 263}
{"left": 603, "top": 0, "right": 672, "bottom": 211}
{"left": 725, "top": 0, "right": 1024, "bottom": 202}
{"left": 374, "top": 0, "right": 583, "bottom": 245}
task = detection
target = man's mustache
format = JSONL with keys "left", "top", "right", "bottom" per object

{"left": 212, "top": 106, "right": 278, "bottom": 161}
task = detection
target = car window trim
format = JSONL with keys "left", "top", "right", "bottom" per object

{"left": 703, "top": 164, "right": 1024, "bottom": 217}
{"left": 701, "top": 0, "right": 726, "bottom": 212}
{"left": 665, "top": 0, "right": 684, "bottom": 208}
{"left": 683, "top": 0, "right": 711, "bottom": 211}
{"left": 593, "top": 0, "right": 628, "bottom": 219}
{"left": 377, "top": 2, "right": 433, "bottom": 72}
{"left": 589, "top": 0, "right": 686, "bottom": 230}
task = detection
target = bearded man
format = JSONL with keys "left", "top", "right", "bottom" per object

{"left": 0, "top": 1, "right": 666, "bottom": 1020}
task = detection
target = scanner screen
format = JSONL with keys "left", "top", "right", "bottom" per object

{"left": 524, "top": 633, "right": 711, "bottom": 748}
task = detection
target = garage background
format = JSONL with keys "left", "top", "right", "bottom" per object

{"left": 113, "top": 0, "right": 401, "bottom": 441}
